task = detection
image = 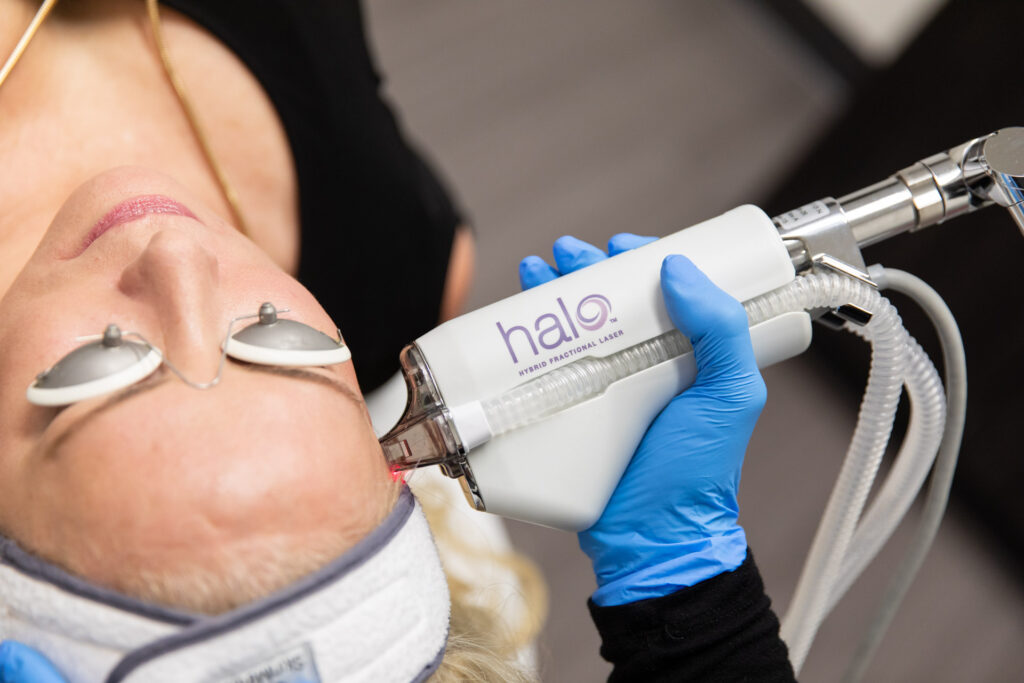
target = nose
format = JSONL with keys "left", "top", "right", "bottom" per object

{"left": 117, "top": 229, "right": 224, "bottom": 378}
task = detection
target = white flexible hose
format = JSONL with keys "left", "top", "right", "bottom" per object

{"left": 483, "top": 273, "right": 896, "bottom": 443}
{"left": 748, "top": 275, "right": 907, "bottom": 673}
{"left": 482, "top": 330, "right": 691, "bottom": 435}
{"left": 827, "top": 334, "right": 945, "bottom": 610}
{"left": 477, "top": 270, "right": 948, "bottom": 675}
{"left": 842, "top": 267, "right": 967, "bottom": 682}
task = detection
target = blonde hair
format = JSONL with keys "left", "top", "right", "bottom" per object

{"left": 431, "top": 596, "right": 537, "bottom": 683}
{"left": 417, "top": 490, "right": 548, "bottom": 683}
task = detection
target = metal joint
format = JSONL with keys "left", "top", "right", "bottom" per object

{"left": 895, "top": 162, "right": 945, "bottom": 229}
{"left": 774, "top": 198, "right": 876, "bottom": 327}
{"left": 774, "top": 198, "right": 868, "bottom": 275}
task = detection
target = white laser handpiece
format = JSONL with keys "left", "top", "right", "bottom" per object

{"left": 373, "top": 127, "right": 1023, "bottom": 679}
{"left": 377, "top": 127, "right": 1024, "bottom": 532}
{"left": 380, "top": 206, "right": 812, "bottom": 530}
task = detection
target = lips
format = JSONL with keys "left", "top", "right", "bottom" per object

{"left": 75, "top": 195, "right": 199, "bottom": 256}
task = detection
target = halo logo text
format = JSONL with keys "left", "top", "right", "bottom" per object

{"left": 496, "top": 294, "right": 616, "bottom": 364}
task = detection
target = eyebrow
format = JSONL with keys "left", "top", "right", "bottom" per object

{"left": 39, "top": 364, "right": 362, "bottom": 459}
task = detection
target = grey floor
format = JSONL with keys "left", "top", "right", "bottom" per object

{"left": 364, "top": 2, "right": 1024, "bottom": 680}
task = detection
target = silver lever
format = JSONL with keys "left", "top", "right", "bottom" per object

{"left": 962, "top": 128, "right": 1024, "bottom": 235}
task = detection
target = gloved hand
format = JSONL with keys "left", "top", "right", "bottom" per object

{"left": 520, "top": 234, "right": 766, "bottom": 606}
{"left": 0, "top": 642, "right": 67, "bottom": 683}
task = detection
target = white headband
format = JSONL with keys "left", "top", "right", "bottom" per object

{"left": 0, "top": 487, "right": 449, "bottom": 683}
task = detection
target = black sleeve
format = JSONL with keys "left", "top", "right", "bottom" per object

{"left": 588, "top": 553, "right": 795, "bottom": 682}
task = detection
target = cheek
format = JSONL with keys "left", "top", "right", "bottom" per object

{"left": 0, "top": 317, "right": 77, "bottom": 470}
{"left": 215, "top": 251, "right": 299, "bottom": 301}
{"left": 219, "top": 267, "right": 341, "bottom": 331}
{"left": 17, "top": 386, "right": 393, "bottom": 581}
{"left": 207, "top": 391, "right": 393, "bottom": 528}
{"left": 0, "top": 279, "right": 146, "bottom": 403}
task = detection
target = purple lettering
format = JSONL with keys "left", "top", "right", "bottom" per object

{"left": 497, "top": 292, "right": 616, "bottom": 364}
{"left": 535, "top": 312, "right": 574, "bottom": 349}
{"left": 497, "top": 322, "right": 538, "bottom": 364}
{"left": 556, "top": 297, "right": 580, "bottom": 339}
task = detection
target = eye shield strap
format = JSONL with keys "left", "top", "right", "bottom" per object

{"left": 0, "top": 487, "right": 450, "bottom": 683}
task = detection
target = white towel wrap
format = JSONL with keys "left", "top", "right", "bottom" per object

{"left": 0, "top": 488, "right": 449, "bottom": 683}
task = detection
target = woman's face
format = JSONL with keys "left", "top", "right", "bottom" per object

{"left": 0, "top": 167, "right": 394, "bottom": 594}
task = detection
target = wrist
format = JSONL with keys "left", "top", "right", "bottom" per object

{"left": 590, "top": 527, "right": 748, "bottom": 606}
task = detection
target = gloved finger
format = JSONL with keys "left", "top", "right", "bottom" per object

{"left": 552, "top": 235, "right": 607, "bottom": 274}
{"left": 0, "top": 642, "right": 68, "bottom": 683}
{"left": 607, "top": 233, "right": 657, "bottom": 256}
{"left": 660, "top": 254, "right": 762, "bottom": 388}
{"left": 519, "top": 255, "right": 560, "bottom": 290}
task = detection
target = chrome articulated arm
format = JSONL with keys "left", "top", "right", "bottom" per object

{"left": 775, "top": 126, "right": 1024, "bottom": 276}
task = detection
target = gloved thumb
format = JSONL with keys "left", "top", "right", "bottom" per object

{"left": 660, "top": 254, "right": 762, "bottom": 392}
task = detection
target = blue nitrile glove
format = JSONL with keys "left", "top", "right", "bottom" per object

{"left": 519, "top": 233, "right": 657, "bottom": 289}
{"left": 519, "top": 235, "right": 766, "bottom": 606}
{"left": 0, "top": 642, "right": 67, "bottom": 683}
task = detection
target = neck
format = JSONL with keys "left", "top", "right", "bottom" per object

{"left": 0, "top": 0, "right": 300, "bottom": 297}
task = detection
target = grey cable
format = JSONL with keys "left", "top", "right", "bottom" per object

{"left": 843, "top": 266, "right": 967, "bottom": 682}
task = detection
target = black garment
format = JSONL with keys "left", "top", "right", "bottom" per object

{"left": 589, "top": 554, "right": 795, "bottom": 682}
{"left": 161, "top": 0, "right": 464, "bottom": 392}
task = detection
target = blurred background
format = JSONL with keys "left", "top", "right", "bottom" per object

{"left": 363, "top": 1, "right": 1024, "bottom": 680}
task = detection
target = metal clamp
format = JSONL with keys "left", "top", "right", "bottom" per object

{"left": 774, "top": 197, "right": 871, "bottom": 278}
{"left": 774, "top": 198, "right": 875, "bottom": 327}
